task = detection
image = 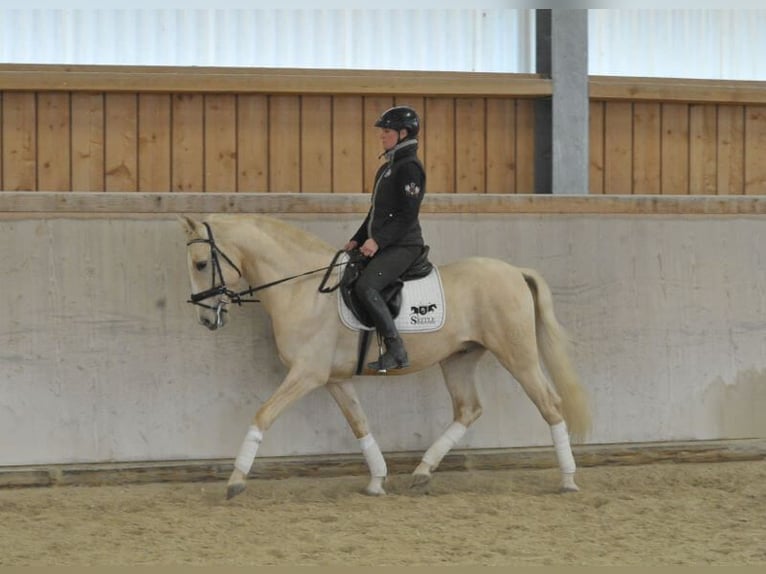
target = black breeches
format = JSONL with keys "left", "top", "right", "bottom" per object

{"left": 353, "top": 245, "right": 422, "bottom": 294}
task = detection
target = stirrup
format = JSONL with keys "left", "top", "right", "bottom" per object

{"left": 368, "top": 338, "right": 409, "bottom": 373}
{"left": 368, "top": 351, "right": 410, "bottom": 373}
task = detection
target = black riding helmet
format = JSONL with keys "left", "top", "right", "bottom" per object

{"left": 374, "top": 106, "right": 420, "bottom": 140}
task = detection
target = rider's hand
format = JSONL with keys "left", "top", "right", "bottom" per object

{"left": 360, "top": 239, "right": 379, "bottom": 258}
{"left": 343, "top": 240, "right": 359, "bottom": 252}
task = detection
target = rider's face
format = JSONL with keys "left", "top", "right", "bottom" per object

{"left": 379, "top": 128, "right": 405, "bottom": 151}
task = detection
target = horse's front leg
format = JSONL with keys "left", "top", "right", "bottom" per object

{"left": 326, "top": 380, "right": 387, "bottom": 496}
{"left": 226, "top": 365, "right": 327, "bottom": 500}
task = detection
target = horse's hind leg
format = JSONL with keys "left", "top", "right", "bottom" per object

{"left": 411, "top": 347, "right": 486, "bottom": 492}
{"left": 495, "top": 357, "right": 579, "bottom": 493}
{"left": 326, "top": 380, "right": 387, "bottom": 496}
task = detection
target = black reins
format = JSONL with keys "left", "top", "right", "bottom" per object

{"left": 186, "top": 222, "right": 346, "bottom": 310}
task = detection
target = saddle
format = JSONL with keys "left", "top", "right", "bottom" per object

{"left": 339, "top": 246, "right": 433, "bottom": 328}
{"left": 318, "top": 246, "right": 433, "bottom": 375}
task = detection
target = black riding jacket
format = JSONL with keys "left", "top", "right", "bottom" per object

{"left": 350, "top": 139, "right": 426, "bottom": 250}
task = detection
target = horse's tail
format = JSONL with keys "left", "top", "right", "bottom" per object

{"left": 521, "top": 268, "right": 591, "bottom": 443}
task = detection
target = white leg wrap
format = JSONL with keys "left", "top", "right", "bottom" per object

{"left": 359, "top": 434, "right": 387, "bottom": 478}
{"left": 550, "top": 421, "right": 576, "bottom": 475}
{"left": 422, "top": 421, "right": 467, "bottom": 468}
{"left": 234, "top": 425, "right": 263, "bottom": 475}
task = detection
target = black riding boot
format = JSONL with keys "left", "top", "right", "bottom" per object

{"left": 358, "top": 287, "right": 409, "bottom": 372}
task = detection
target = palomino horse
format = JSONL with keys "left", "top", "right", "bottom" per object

{"left": 180, "top": 214, "right": 591, "bottom": 500}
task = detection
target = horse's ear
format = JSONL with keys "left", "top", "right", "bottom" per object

{"left": 178, "top": 215, "right": 200, "bottom": 239}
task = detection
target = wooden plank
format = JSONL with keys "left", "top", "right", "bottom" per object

{"left": 300, "top": 96, "right": 332, "bottom": 193}
{"left": 204, "top": 94, "right": 237, "bottom": 193}
{"left": 171, "top": 94, "right": 204, "bottom": 192}
{"left": 423, "top": 97, "right": 455, "bottom": 194}
{"left": 689, "top": 104, "right": 718, "bottom": 195}
{"left": 137, "top": 94, "right": 171, "bottom": 193}
{"left": 0, "top": 64, "right": 552, "bottom": 98}
{"left": 455, "top": 98, "right": 486, "bottom": 193}
{"left": 590, "top": 75, "right": 766, "bottom": 105}
{"left": 362, "top": 96, "right": 394, "bottom": 194}
{"left": 36, "top": 92, "right": 71, "bottom": 191}
{"left": 632, "top": 102, "right": 661, "bottom": 195}
{"left": 661, "top": 103, "right": 690, "bottom": 195}
{"left": 331, "top": 96, "right": 364, "bottom": 194}
{"left": 3, "top": 192, "right": 766, "bottom": 216}
{"left": 716, "top": 105, "right": 745, "bottom": 195}
{"left": 744, "top": 105, "right": 766, "bottom": 195}
{"left": 588, "top": 102, "right": 605, "bottom": 194}
{"left": 104, "top": 93, "right": 137, "bottom": 192}
{"left": 603, "top": 102, "right": 633, "bottom": 194}
{"left": 1, "top": 439, "right": 763, "bottom": 488}
{"left": 236, "top": 95, "right": 269, "bottom": 193}
{"left": 486, "top": 98, "right": 516, "bottom": 194}
{"left": 515, "top": 99, "right": 535, "bottom": 194}
{"left": 1, "top": 92, "right": 36, "bottom": 190}
{"left": 71, "top": 93, "right": 104, "bottom": 192}
{"left": 269, "top": 96, "right": 301, "bottom": 193}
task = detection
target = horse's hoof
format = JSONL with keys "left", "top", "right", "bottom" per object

{"left": 559, "top": 482, "right": 580, "bottom": 493}
{"left": 363, "top": 486, "right": 386, "bottom": 496}
{"left": 559, "top": 473, "right": 580, "bottom": 493}
{"left": 226, "top": 483, "right": 247, "bottom": 500}
{"left": 363, "top": 476, "right": 386, "bottom": 496}
{"left": 410, "top": 473, "right": 432, "bottom": 494}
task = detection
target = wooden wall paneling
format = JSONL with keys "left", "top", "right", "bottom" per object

{"left": 104, "top": 93, "right": 138, "bottom": 192}
{"left": 269, "top": 96, "right": 300, "bottom": 193}
{"left": 362, "top": 96, "right": 394, "bottom": 194}
{"left": 204, "top": 94, "right": 237, "bottom": 193}
{"left": 716, "top": 105, "right": 745, "bottom": 195}
{"left": 171, "top": 94, "right": 204, "bottom": 192}
{"left": 423, "top": 97, "right": 455, "bottom": 194}
{"left": 485, "top": 98, "right": 516, "bottom": 194}
{"left": 660, "top": 103, "right": 690, "bottom": 195}
{"left": 632, "top": 103, "right": 661, "bottom": 195}
{"left": 331, "top": 96, "right": 363, "bottom": 193}
{"left": 744, "top": 105, "right": 766, "bottom": 195}
{"left": 71, "top": 93, "right": 104, "bottom": 192}
{"left": 515, "top": 99, "right": 535, "bottom": 194}
{"left": 603, "top": 102, "right": 633, "bottom": 194}
{"left": 300, "top": 96, "right": 332, "bottom": 194}
{"left": 37, "top": 92, "right": 71, "bottom": 191}
{"left": 2, "top": 92, "right": 36, "bottom": 190}
{"left": 588, "top": 101, "right": 605, "bottom": 194}
{"left": 137, "top": 94, "right": 171, "bottom": 193}
{"left": 689, "top": 104, "right": 718, "bottom": 195}
{"left": 455, "top": 98, "right": 486, "bottom": 193}
{"left": 237, "top": 95, "right": 269, "bottom": 193}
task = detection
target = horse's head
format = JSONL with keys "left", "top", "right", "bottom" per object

{"left": 179, "top": 215, "right": 243, "bottom": 331}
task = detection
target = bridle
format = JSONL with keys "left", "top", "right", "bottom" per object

{"left": 186, "top": 222, "right": 346, "bottom": 326}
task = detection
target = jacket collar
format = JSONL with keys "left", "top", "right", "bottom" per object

{"left": 382, "top": 138, "right": 419, "bottom": 163}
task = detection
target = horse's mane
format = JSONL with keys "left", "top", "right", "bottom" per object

{"left": 207, "top": 213, "right": 336, "bottom": 257}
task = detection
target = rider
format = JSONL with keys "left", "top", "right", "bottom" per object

{"left": 343, "top": 105, "right": 427, "bottom": 372}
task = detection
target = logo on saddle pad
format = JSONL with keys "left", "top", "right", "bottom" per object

{"left": 337, "top": 254, "right": 446, "bottom": 334}
{"left": 410, "top": 304, "right": 439, "bottom": 326}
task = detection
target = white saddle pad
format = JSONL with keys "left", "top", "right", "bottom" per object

{"left": 337, "top": 253, "right": 446, "bottom": 333}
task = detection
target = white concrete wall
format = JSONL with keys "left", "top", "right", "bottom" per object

{"left": 1, "top": 213, "right": 764, "bottom": 466}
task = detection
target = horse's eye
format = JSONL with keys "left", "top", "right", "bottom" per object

{"left": 195, "top": 261, "right": 208, "bottom": 272}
